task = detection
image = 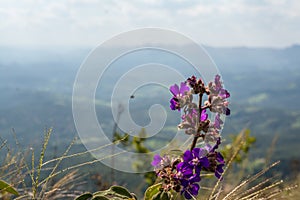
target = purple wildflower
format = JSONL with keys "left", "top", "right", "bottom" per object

{"left": 151, "top": 154, "right": 182, "bottom": 192}
{"left": 151, "top": 154, "right": 162, "bottom": 167}
{"left": 178, "top": 108, "right": 210, "bottom": 136}
{"left": 204, "top": 114, "right": 223, "bottom": 143}
{"left": 179, "top": 148, "right": 209, "bottom": 173}
{"left": 170, "top": 98, "right": 178, "bottom": 110}
{"left": 214, "top": 75, "right": 222, "bottom": 91}
{"left": 170, "top": 82, "right": 190, "bottom": 97}
{"left": 151, "top": 74, "right": 231, "bottom": 198}
{"left": 169, "top": 82, "right": 190, "bottom": 111}
{"left": 220, "top": 88, "right": 230, "bottom": 99}
{"left": 178, "top": 108, "right": 199, "bottom": 135}
{"left": 203, "top": 138, "right": 225, "bottom": 180}
{"left": 207, "top": 75, "right": 230, "bottom": 116}
{"left": 181, "top": 179, "right": 200, "bottom": 199}
{"left": 176, "top": 148, "right": 210, "bottom": 199}
{"left": 215, "top": 153, "right": 225, "bottom": 179}
{"left": 214, "top": 114, "right": 223, "bottom": 130}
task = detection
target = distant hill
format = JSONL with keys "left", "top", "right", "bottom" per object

{"left": 0, "top": 44, "right": 299, "bottom": 165}
{"left": 205, "top": 44, "right": 300, "bottom": 72}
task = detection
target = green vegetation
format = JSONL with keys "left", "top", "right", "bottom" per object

{"left": 1, "top": 127, "right": 299, "bottom": 199}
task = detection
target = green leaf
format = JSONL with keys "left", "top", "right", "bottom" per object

{"left": 160, "top": 192, "right": 170, "bottom": 200}
{"left": 93, "top": 190, "right": 110, "bottom": 196}
{"left": 74, "top": 192, "right": 93, "bottom": 200}
{"left": 92, "top": 196, "right": 110, "bottom": 200}
{"left": 0, "top": 180, "right": 19, "bottom": 196}
{"left": 152, "top": 192, "right": 162, "bottom": 200}
{"left": 110, "top": 185, "right": 133, "bottom": 198}
{"left": 144, "top": 183, "right": 162, "bottom": 200}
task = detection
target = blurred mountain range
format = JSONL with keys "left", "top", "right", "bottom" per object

{"left": 0, "top": 44, "right": 299, "bottom": 164}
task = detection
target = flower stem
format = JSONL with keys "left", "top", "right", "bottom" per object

{"left": 190, "top": 92, "right": 204, "bottom": 150}
{"left": 190, "top": 136, "right": 199, "bottom": 150}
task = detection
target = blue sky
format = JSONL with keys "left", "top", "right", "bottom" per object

{"left": 1, "top": 0, "right": 300, "bottom": 47}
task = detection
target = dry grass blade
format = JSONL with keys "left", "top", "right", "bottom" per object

{"left": 209, "top": 130, "right": 247, "bottom": 200}
{"left": 1, "top": 128, "right": 131, "bottom": 199}
{"left": 265, "top": 134, "right": 279, "bottom": 167}
{"left": 0, "top": 139, "right": 7, "bottom": 150}
{"left": 38, "top": 150, "right": 126, "bottom": 187}
{"left": 39, "top": 136, "right": 77, "bottom": 199}
{"left": 236, "top": 176, "right": 275, "bottom": 198}
{"left": 238, "top": 180, "right": 283, "bottom": 200}
{"left": 36, "top": 129, "right": 52, "bottom": 184}
{"left": 227, "top": 161, "right": 280, "bottom": 200}
{"left": 0, "top": 135, "right": 10, "bottom": 152}
{"left": 41, "top": 133, "right": 128, "bottom": 167}
{"left": 43, "top": 170, "right": 85, "bottom": 199}
{"left": 266, "top": 184, "right": 298, "bottom": 199}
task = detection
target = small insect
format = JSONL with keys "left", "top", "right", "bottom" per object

{"left": 130, "top": 95, "right": 135, "bottom": 99}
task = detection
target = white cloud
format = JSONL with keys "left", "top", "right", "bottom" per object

{"left": 0, "top": 0, "right": 299, "bottom": 47}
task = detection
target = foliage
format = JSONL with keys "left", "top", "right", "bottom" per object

{"left": 0, "top": 179, "right": 19, "bottom": 198}
{"left": 75, "top": 185, "right": 137, "bottom": 200}
{"left": 221, "top": 129, "right": 256, "bottom": 163}
{"left": 0, "top": 128, "right": 131, "bottom": 199}
{"left": 113, "top": 128, "right": 156, "bottom": 187}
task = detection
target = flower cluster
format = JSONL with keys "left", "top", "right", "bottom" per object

{"left": 206, "top": 75, "right": 230, "bottom": 116}
{"left": 152, "top": 75, "right": 230, "bottom": 199}
{"left": 170, "top": 82, "right": 191, "bottom": 111}
{"left": 152, "top": 140, "right": 225, "bottom": 199}
{"left": 176, "top": 148, "right": 209, "bottom": 199}
{"left": 170, "top": 75, "right": 230, "bottom": 139}
{"left": 151, "top": 154, "right": 182, "bottom": 193}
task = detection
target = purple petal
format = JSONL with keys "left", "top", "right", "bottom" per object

{"left": 216, "top": 152, "right": 225, "bottom": 164}
{"left": 214, "top": 75, "right": 222, "bottom": 90}
{"left": 179, "top": 82, "right": 189, "bottom": 95}
{"left": 182, "top": 166, "right": 194, "bottom": 176}
{"left": 192, "top": 147, "right": 206, "bottom": 159}
{"left": 215, "top": 171, "right": 222, "bottom": 179}
{"left": 189, "top": 183, "right": 200, "bottom": 196}
{"left": 195, "top": 165, "right": 202, "bottom": 175}
{"left": 200, "top": 157, "right": 210, "bottom": 168}
{"left": 180, "top": 179, "right": 189, "bottom": 188}
{"left": 204, "top": 143, "right": 212, "bottom": 152}
{"left": 190, "top": 174, "right": 201, "bottom": 183}
{"left": 215, "top": 75, "right": 220, "bottom": 82}
{"left": 192, "top": 148, "right": 200, "bottom": 158}
{"left": 214, "top": 114, "right": 223, "bottom": 129}
{"left": 214, "top": 120, "right": 221, "bottom": 129}
{"left": 216, "top": 164, "right": 224, "bottom": 174}
{"left": 170, "top": 98, "right": 177, "bottom": 110}
{"left": 183, "top": 150, "right": 193, "bottom": 162}
{"left": 220, "top": 89, "right": 230, "bottom": 98}
{"left": 201, "top": 110, "right": 208, "bottom": 121}
{"left": 170, "top": 84, "right": 180, "bottom": 96}
{"left": 177, "top": 162, "right": 184, "bottom": 171}
{"left": 184, "top": 191, "right": 192, "bottom": 199}
{"left": 210, "top": 138, "right": 221, "bottom": 152}
{"left": 151, "top": 154, "right": 162, "bottom": 166}
{"left": 177, "top": 162, "right": 193, "bottom": 176}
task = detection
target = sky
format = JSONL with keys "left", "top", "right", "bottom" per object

{"left": 0, "top": 0, "right": 300, "bottom": 48}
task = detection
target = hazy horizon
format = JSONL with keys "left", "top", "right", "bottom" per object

{"left": 1, "top": 1, "right": 300, "bottom": 48}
